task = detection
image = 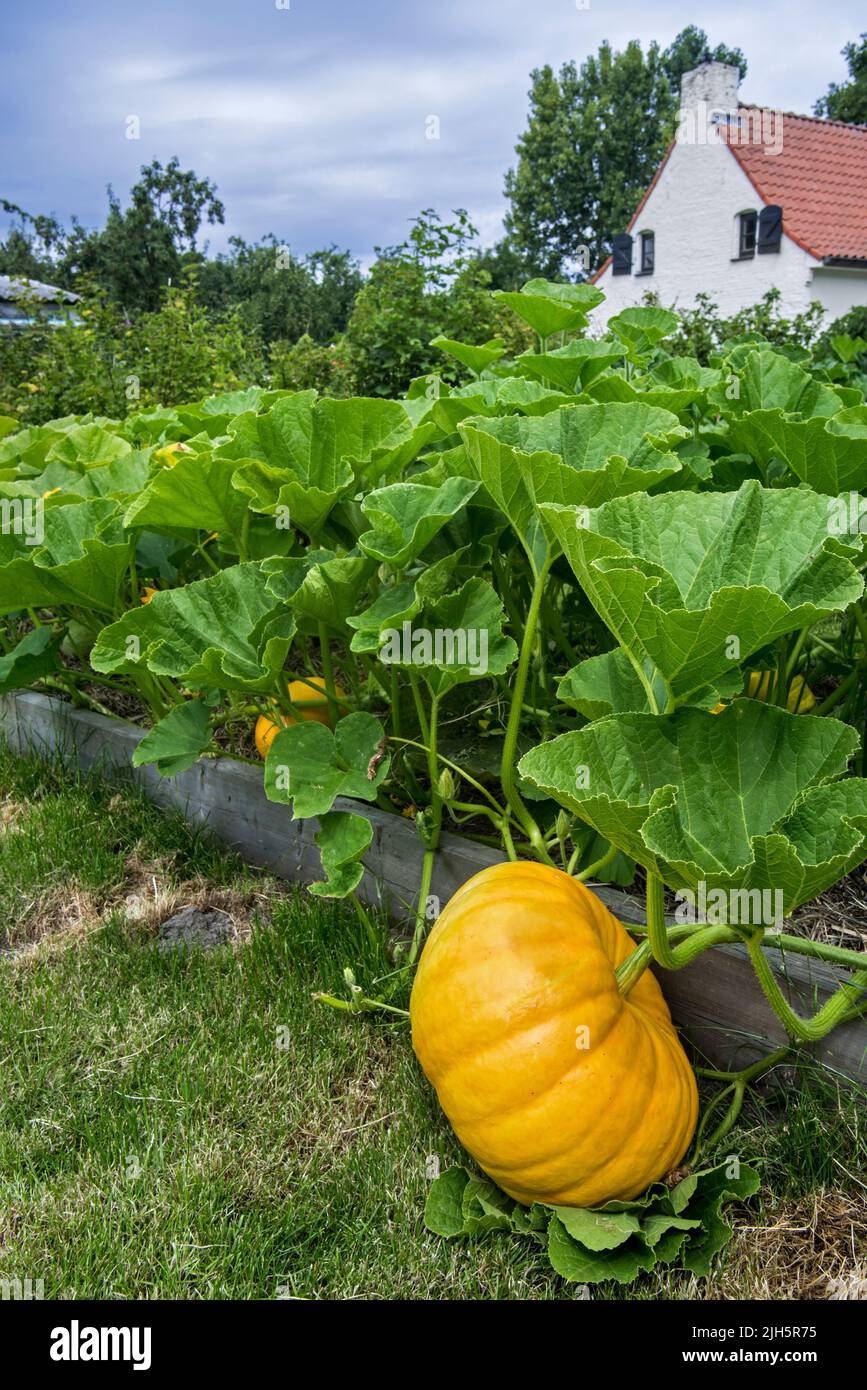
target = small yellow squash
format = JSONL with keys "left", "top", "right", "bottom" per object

{"left": 254, "top": 676, "right": 346, "bottom": 759}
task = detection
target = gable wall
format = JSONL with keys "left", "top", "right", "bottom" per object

{"left": 590, "top": 138, "right": 821, "bottom": 330}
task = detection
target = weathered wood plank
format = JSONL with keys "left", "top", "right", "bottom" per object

{"left": 1, "top": 690, "right": 864, "bottom": 1086}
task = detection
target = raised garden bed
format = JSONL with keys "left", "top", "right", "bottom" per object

{"left": 3, "top": 687, "right": 864, "bottom": 1088}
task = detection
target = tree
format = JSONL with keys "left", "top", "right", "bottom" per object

{"left": 504, "top": 30, "right": 748, "bottom": 278}
{"left": 661, "top": 26, "right": 747, "bottom": 100}
{"left": 0, "top": 201, "right": 68, "bottom": 282}
{"left": 197, "top": 238, "right": 362, "bottom": 345}
{"left": 61, "top": 158, "right": 225, "bottom": 313}
{"left": 814, "top": 33, "right": 867, "bottom": 124}
{"left": 504, "top": 41, "right": 675, "bottom": 277}
{"left": 343, "top": 209, "right": 516, "bottom": 396}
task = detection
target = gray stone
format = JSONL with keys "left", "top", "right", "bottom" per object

{"left": 157, "top": 906, "right": 235, "bottom": 954}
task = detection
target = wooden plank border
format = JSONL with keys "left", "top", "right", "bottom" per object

{"left": 1, "top": 690, "right": 865, "bottom": 1086}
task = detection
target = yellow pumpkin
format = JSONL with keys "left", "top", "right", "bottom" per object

{"left": 411, "top": 861, "right": 698, "bottom": 1208}
{"left": 254, "top": 676, "right": 346, "bottom": 758}
{"left": 140, "top": 585, "right": 159, "bottom": 604}
{"left": 711, "top": 671, "right": 816, "bottom": 715}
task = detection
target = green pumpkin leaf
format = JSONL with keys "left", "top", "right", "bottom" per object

{"left": 377, "top": 577, "right": 517, "bottom": 695}
{"left": 726, "top": 406, "right": 867, "bottom": 495}
{"left": 425, "top": 1167, "right": 473, "bottom": 1237}
{"left": 264, "top": 712, "right": 389, "bottom": 819}
{"left": 519, "top": 702, "right": 867, "bottom": 915}
{"left": 0, "top": 625, "right": 63, "bottom": 693}
{"left": 541, "top": 481, "right": 863, "bottom": 707}
{"left": 0, "top": 498, "right": 128, "bottom": 616}
{"left": 430, "top": 335, "right": 506, "bottom": 375}
{"left": 460, "top": 403, "right": 685, "bottom": 567}
{"left": 44, "top": 424, "right": 132, "bottom": 469}
{"left": 91, "top": 561, "right": 296, "bottom": 692}
{"left": 608, "top": 306, "right": 678, "bottom": 362}
{"left": 123, "top": 450, "right": 250, "bottom": 543}
{"left": 513, "top": 339, "right": 624, "bottom": 393}
{"left": 709, "top": 348, "right": 842, "bottom": 418}
{"left": 131, "top": 700, "right": 214, "bottom": 776}
{"left": 308, "top": 810, "right": 373, "bottom": 898}
{"left": 358, "top": 477, "right": 480, "bottom": 568}
{"left": 547, "top": 1215, "right": 657, "bottom": 1283}
{"left": 494, "top": 279, "right": 603, "bottom": 338}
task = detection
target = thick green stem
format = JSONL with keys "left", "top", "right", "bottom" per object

{"left": 692, "top": 1047, "right": 791, "bottom": 1159}
{"left": 317, "top": 623, "right": 341, "bottom": 724}
{"left": 500, "top": 555, "right": 556, "bottom": 866}
{"left": 745, "top": 932, "right": 867, "bottom": 1042}
{"left": 575, "top": 841, "right": 619, "bottom": 883}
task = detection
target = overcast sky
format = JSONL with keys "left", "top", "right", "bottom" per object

{"left": 1, "top": 0, "right": 863, "bottom": 265}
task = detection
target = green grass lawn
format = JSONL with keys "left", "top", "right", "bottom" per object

{"left": 0, "top": 745, "right": 864, "bottom": 1300}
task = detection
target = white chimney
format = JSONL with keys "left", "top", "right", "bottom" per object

{"left": 677, "top": 61, "right": 741, "bottom": 147}
{"left": 680, "top": 61, "right": 740, "bottom": 116}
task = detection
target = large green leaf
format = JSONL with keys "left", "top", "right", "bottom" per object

{"left": 358, "top": 477, "right": 479, "bottom": 567}
{"left": 512, "top": 339, "right": 624, "bottom": 393}
{"left": 44, "top": 424, "right": 132, "bottom": 469}
{"left": 91, "top": 562, "right": 296, "bottom": 692}
{"left": 0, "top": 625, "right": 63, "bottom": 693}
{"left": 429, "top": 335, "right": 506, "bottom": 375}
{"left": 131, "top": 700, "right": 214, "bottom": 776}
{"left": 263, "top": 550, "right": 377, "bottom": 634}
{"left": 226, "top": 393, "right": 436, "bottom": 533}
{"left": 425, "top": 1159, "right": 759, "bottom": 1285}
{"left": 541, "top": 481, "right": 863, "bottom": 706}
{"left": 123, "top": 451, "right": 250, "bottom": 542}
{"left": 0, "top": 498, "right": 128, "bottom": 615}
{"left": 377, "top": 577, "right": 518, "bottom": 695}
{"left": 263, "top": 712, "right": 389, "bottom": 818}
{"left": 308, "top": 810, "right": 373, "bottom": 898}
{"left": 557, "top": 649, "right": 743, "bottom": 719}
{"left": 726, "top": 406, "right": 867, "bottom": 494}
{"left": 709, "top": 349, "right": 843, "bottom": 418}
{"left": 518, "top": 701, "right": 867, "bottom": 915}
{"left": 608, "top": 306, "right": 678, "bottom": 362}
{"left": 460, "top": 402, "right": 686, "bottom": 565}
{"left": 493, "top": 279, "right": 603, "bottom": 338}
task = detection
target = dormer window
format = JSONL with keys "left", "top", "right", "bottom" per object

{"left": 638, "top": 231, "right": 655, "bottom": 275}
{"left": 737, "top": 210, "right": 758, "bottom": 259}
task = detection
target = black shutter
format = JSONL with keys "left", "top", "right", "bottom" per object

{"left": 757, "top": 204, "right": 783, "bottom": 254}
{"left": 611, "top": 233, "right": 633, "bottom": 275}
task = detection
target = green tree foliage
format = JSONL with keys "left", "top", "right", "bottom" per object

{"left": 0, "top": 277, "right": 263, "bottom": 423}
{"left": 342, "top": 210, "right": 529, "bottom": 397}
{"left": 814, "top": 33, "right": 867, "bottom": 123}
{"left": 197, "top": 238, "right": 362, "bottom": 344}
{"left": 504, "top": 29, "right": 747, "bottom": 278}
{"left": 660, "top": 25, "right": 747, "bottom": 98}
{"left": 61, "top": 159, "right": 225, "bottom": 313}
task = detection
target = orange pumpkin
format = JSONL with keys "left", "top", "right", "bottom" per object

{"left": 254, "top": 676, "right": 346, "bottom": 758}
{"left": 411, "top": 861, "right": 698, "bottom": 1208}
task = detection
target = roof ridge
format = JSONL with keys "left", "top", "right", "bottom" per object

{"left": 736, "top": 103, "right": 867, "bottom": 134}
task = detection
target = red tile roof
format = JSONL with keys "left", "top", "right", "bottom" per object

{"left": 723, "top": 108, "right": 867, "bottom": 261}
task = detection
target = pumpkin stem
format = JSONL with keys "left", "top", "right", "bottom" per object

{"left": 499, "top": 554, "right": 557, "bottom": 868}
{"left": 745, "top": 932, "right": 867, "bottom": 1043}
{"left": 692, "top": 1046, "right": 791, "bottom": 1159}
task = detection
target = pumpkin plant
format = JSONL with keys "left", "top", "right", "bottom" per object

{"left": 1, "top": 283, "right": 866, "bottom": 1288}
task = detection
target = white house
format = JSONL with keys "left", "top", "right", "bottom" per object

{"left": 590, "top": 61, "right": 867, "bottom": 330}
